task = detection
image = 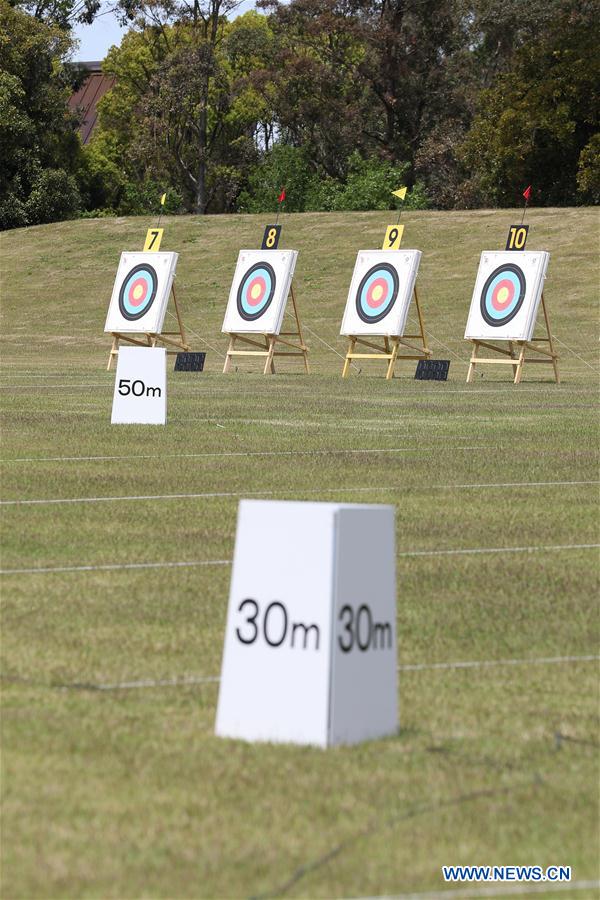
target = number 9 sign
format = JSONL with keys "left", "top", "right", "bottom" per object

{"left": 382, "top": 224, "right": 404, "bottom": 250}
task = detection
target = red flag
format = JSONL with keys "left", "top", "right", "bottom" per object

{"left": 522, "top": 185, "right": 532, "bottom": 202}
{"left": 278, "top": 188, "right": 286, "bottom": 203}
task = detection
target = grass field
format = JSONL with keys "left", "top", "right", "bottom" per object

{"left": 1, "top": 209, "right": 599, "bottom": 899}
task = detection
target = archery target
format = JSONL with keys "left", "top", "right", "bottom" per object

{"left": 222, "top": 250, "right": 298, "bottom": 334}
{"left": 237, "top": 262, "right": 276, "bottom": 321}
{"left": 340, "top": 250, "right": 421, "bottom": 336}
{"left": 119, "top": 264, "right": 158, "bottom": 321}
{"left": 356, "top": 264, "right": 399, "bottom": 324}
{"left": 105, "top": 252, "right": 178, "bottom": 334}
{"left": 465, "top": 251, "right": 550, "bottom": 341}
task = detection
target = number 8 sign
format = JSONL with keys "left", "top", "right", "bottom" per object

{"left": 261, "top": 224, "right": 282, "bottom": 250}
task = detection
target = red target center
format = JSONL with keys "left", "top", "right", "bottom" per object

{"left": 366, "top": 278, "right": 389, "bottom": 308}
{"left": 129, "top": 277, "right": 148, "bottom": 307}
{"left": 491, "top": 279, "right": 515, "bottom": 310}
{"left": 246, "top": 276, "right": 267, "bottom": 307}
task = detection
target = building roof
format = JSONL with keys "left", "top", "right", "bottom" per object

{"left": 68, "top": 62, "right": 116, "bottom": 145}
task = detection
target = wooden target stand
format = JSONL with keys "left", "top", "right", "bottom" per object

{"left": 106, "top": 226, "right": 190, "bottom": 370}
{"left": 466, "top": 292, "right": 559, "bottom": 384}
{"left": 466, "top": 225, "right": 559, "bottom": 384}
{"left": 223, "top": 284, "right": 309, "bottom": 375}
{"left": 342, "top": 285, "right": 431, "bottom": 380}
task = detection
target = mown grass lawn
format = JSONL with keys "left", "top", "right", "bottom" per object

{"left": 0, "top": 209, "right": 598, "bottom": 899}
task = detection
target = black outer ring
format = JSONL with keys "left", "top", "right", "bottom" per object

{"left": 355, "top": 263, "right": 400, "bottom": 324}
{"left": 236, "top": 262, "right": 277, "bottom": 322}
{"left": 480, "top": 263, "right": 526, "bottom": 327}
{"left": 118, "top": 263, "right": 159, "bottom": 321}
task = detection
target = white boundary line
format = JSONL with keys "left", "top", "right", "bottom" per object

{"left": 0, "top": 559, "right": 231, "bottom": 574}
{"left": 60, "top": 656, "right": 600, "bottom": 691}
{"left": 2, "top": 544, "right": 597, "bottom": 575}
{"left": 398, "top": 542, "right": 599, "bottom": 558}
{"left": 362, "top": 879, "right": 600, "bottom": 900}
{"left": 1, "top": 378, "right": 595, "bottom": 394}
{"left": 0, "top": 445, "right": 495, "bottom": 464}
{"left": 399, "top": 654, "right": 600, "bottom": 672}
{"left": 0, "top": 382, "right": 109, "bottom": 389}
{"left": 1, "top": 481, "right": 597, "bottom": 507}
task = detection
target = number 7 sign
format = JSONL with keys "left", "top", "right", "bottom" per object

{"left": 143, "top": 228, "right": 164, "bottom": 252}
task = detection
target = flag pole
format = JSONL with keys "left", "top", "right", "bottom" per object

{"left": 275, "top": 187, "right": 286, "bottom": 226}
{"left": 392, "top": 186, "right": 407, "bottom": 225}
{"left": 157, "top": 192, "right": 167, "bottom": 228}
{"left": 520, "top": 185, "right": 532, "bottom": 225}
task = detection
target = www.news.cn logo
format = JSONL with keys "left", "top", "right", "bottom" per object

{"left": 442, "top": 865, "right": 571, "bottom": 883}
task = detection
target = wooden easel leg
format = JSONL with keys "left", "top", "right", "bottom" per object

{"left": 223, "top": 335, "right": 235, "bottom": 374}
{"left": 514, "top": 343, "right": 526, "bottom": 384}
{"left": 466, "top": 341, "right": 479, "bottom": 382}
{"left": 263, "top": 336, "right": 276, "bottom": 375}
{"left": 541, "top": 293, "right": 560, "bottom": 383}
{"left": 342, "top": 339, "right": 355, "bottom": 378}
{"left": 302, "top": 347, "right": 310, "bottom": 374}
{"left": 107, "top": 335, "right": 119, "bottom": 371}
{"left": 171, "top": 284, "right": 189, "bottom": 350}
{"left": 386, "top": 339, "right": 399, "bottom": 380}
{"left": 289, "top": 285, "right": 310, "bottom": 374}
{"left": 508, "top": 341, "right": 519, "bottom": 380}
{"left": 413, "top": 285, "right": 429, "bottom": 355}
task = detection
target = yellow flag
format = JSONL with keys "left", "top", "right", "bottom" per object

{"left": 392, "top": 186, "right": 407, "bottom": 200}
{"left": 160, "top": 193, "right": 167, "bottom": 206}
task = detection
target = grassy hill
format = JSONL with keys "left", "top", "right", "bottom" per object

{"left": 1, "top": 207, "right": 598, "bottom": 375}
{"left": 1, "top": 210, "right": 599, "bottom": 899}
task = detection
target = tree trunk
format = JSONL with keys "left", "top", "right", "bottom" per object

{"left": 195, "top": 99, "right": 208, "bottom": 214}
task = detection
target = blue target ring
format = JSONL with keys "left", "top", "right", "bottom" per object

{"left": 118, "top": 264, "right": 158, "bottom": 321}
{"left": 237, "top": 262, "right": 276, "bottom": 322}
{"left": 356, "top": 263, "right": 399, "bottom": 324}
{"left": 480, "top": 263, "right": 526, "bottom": 327}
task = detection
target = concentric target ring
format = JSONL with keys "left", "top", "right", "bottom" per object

{"left": 480, "top": 263, "right": 526, "bottom": 327}
{"left": 356, "top": 263, "right": 399, "bottom": 324}
{"left": 118, "top": 263, "right": 158, "bottom": 321}
{"left": 236, "top": 262, "right": 276, "bottom": 322}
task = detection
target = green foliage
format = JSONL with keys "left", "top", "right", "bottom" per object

{"left": 7, "top": 0, "right": 594, "bottom": 221}
{"left": 79, "top": 133, "right": 127, "bottom": 211}
{"left": 461, "top": 4, "right": 599, "bottom": 206}
{"left": 24, "top": 167, "right": 81, "bottom": 223}
{"left": 317, "top": 154, "right": 427, "bottom": 212}
{"left": 577, "top": 134, "right": 600, "bottom": 203}
{"left": 237, "top": 145, "right": 315, "bottom": 212}
{"left": 0, "top": 0, "right": 82, "bottom": 229}
{"left": 116, "top": 181, "right": 184, "bottom": 216}
{"left": 239, "top": 148, "right": 429, "bottom": 212}
{"left": 12, "top": 0, "right": 101, "bottom": 28}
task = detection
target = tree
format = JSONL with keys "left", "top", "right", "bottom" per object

{"left": 461, "top": 1, "right": 600, "bottom": 205}
{"left": 90, "top": 9, "right": 275, "bottom": 212}
{"left": 11, "top": 0, "right": 101, "bottom": 28}
{"left": 0, "top": 0, "right": 83, "bottom": 228}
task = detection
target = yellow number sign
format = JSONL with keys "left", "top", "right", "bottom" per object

{"left": 143, "top": 228, "right": 164, "bottom": 252}
{"left": 505, "top": 225, "right": 529, "bottom": 251}
{"left": 382, "top": 224, "right": 404, "bottom": 250}
{"left": 261, "top": 224, "right": 281, "bottom": 250}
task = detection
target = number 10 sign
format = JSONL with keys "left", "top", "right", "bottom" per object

{"left": 215, "top": 500, "right": 398, "bottom": 746}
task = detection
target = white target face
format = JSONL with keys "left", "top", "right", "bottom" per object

{"left": 105, "top": 252, "right": 178, "bottom": 334}
{"left": 464, "top": 251, "right": 550, "bottom": 341}
{"left": 222, "top": 250, "right": 298, "bottom": 334}
{"left": 340, "top": 250, "right": 421, "bottom": 336}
